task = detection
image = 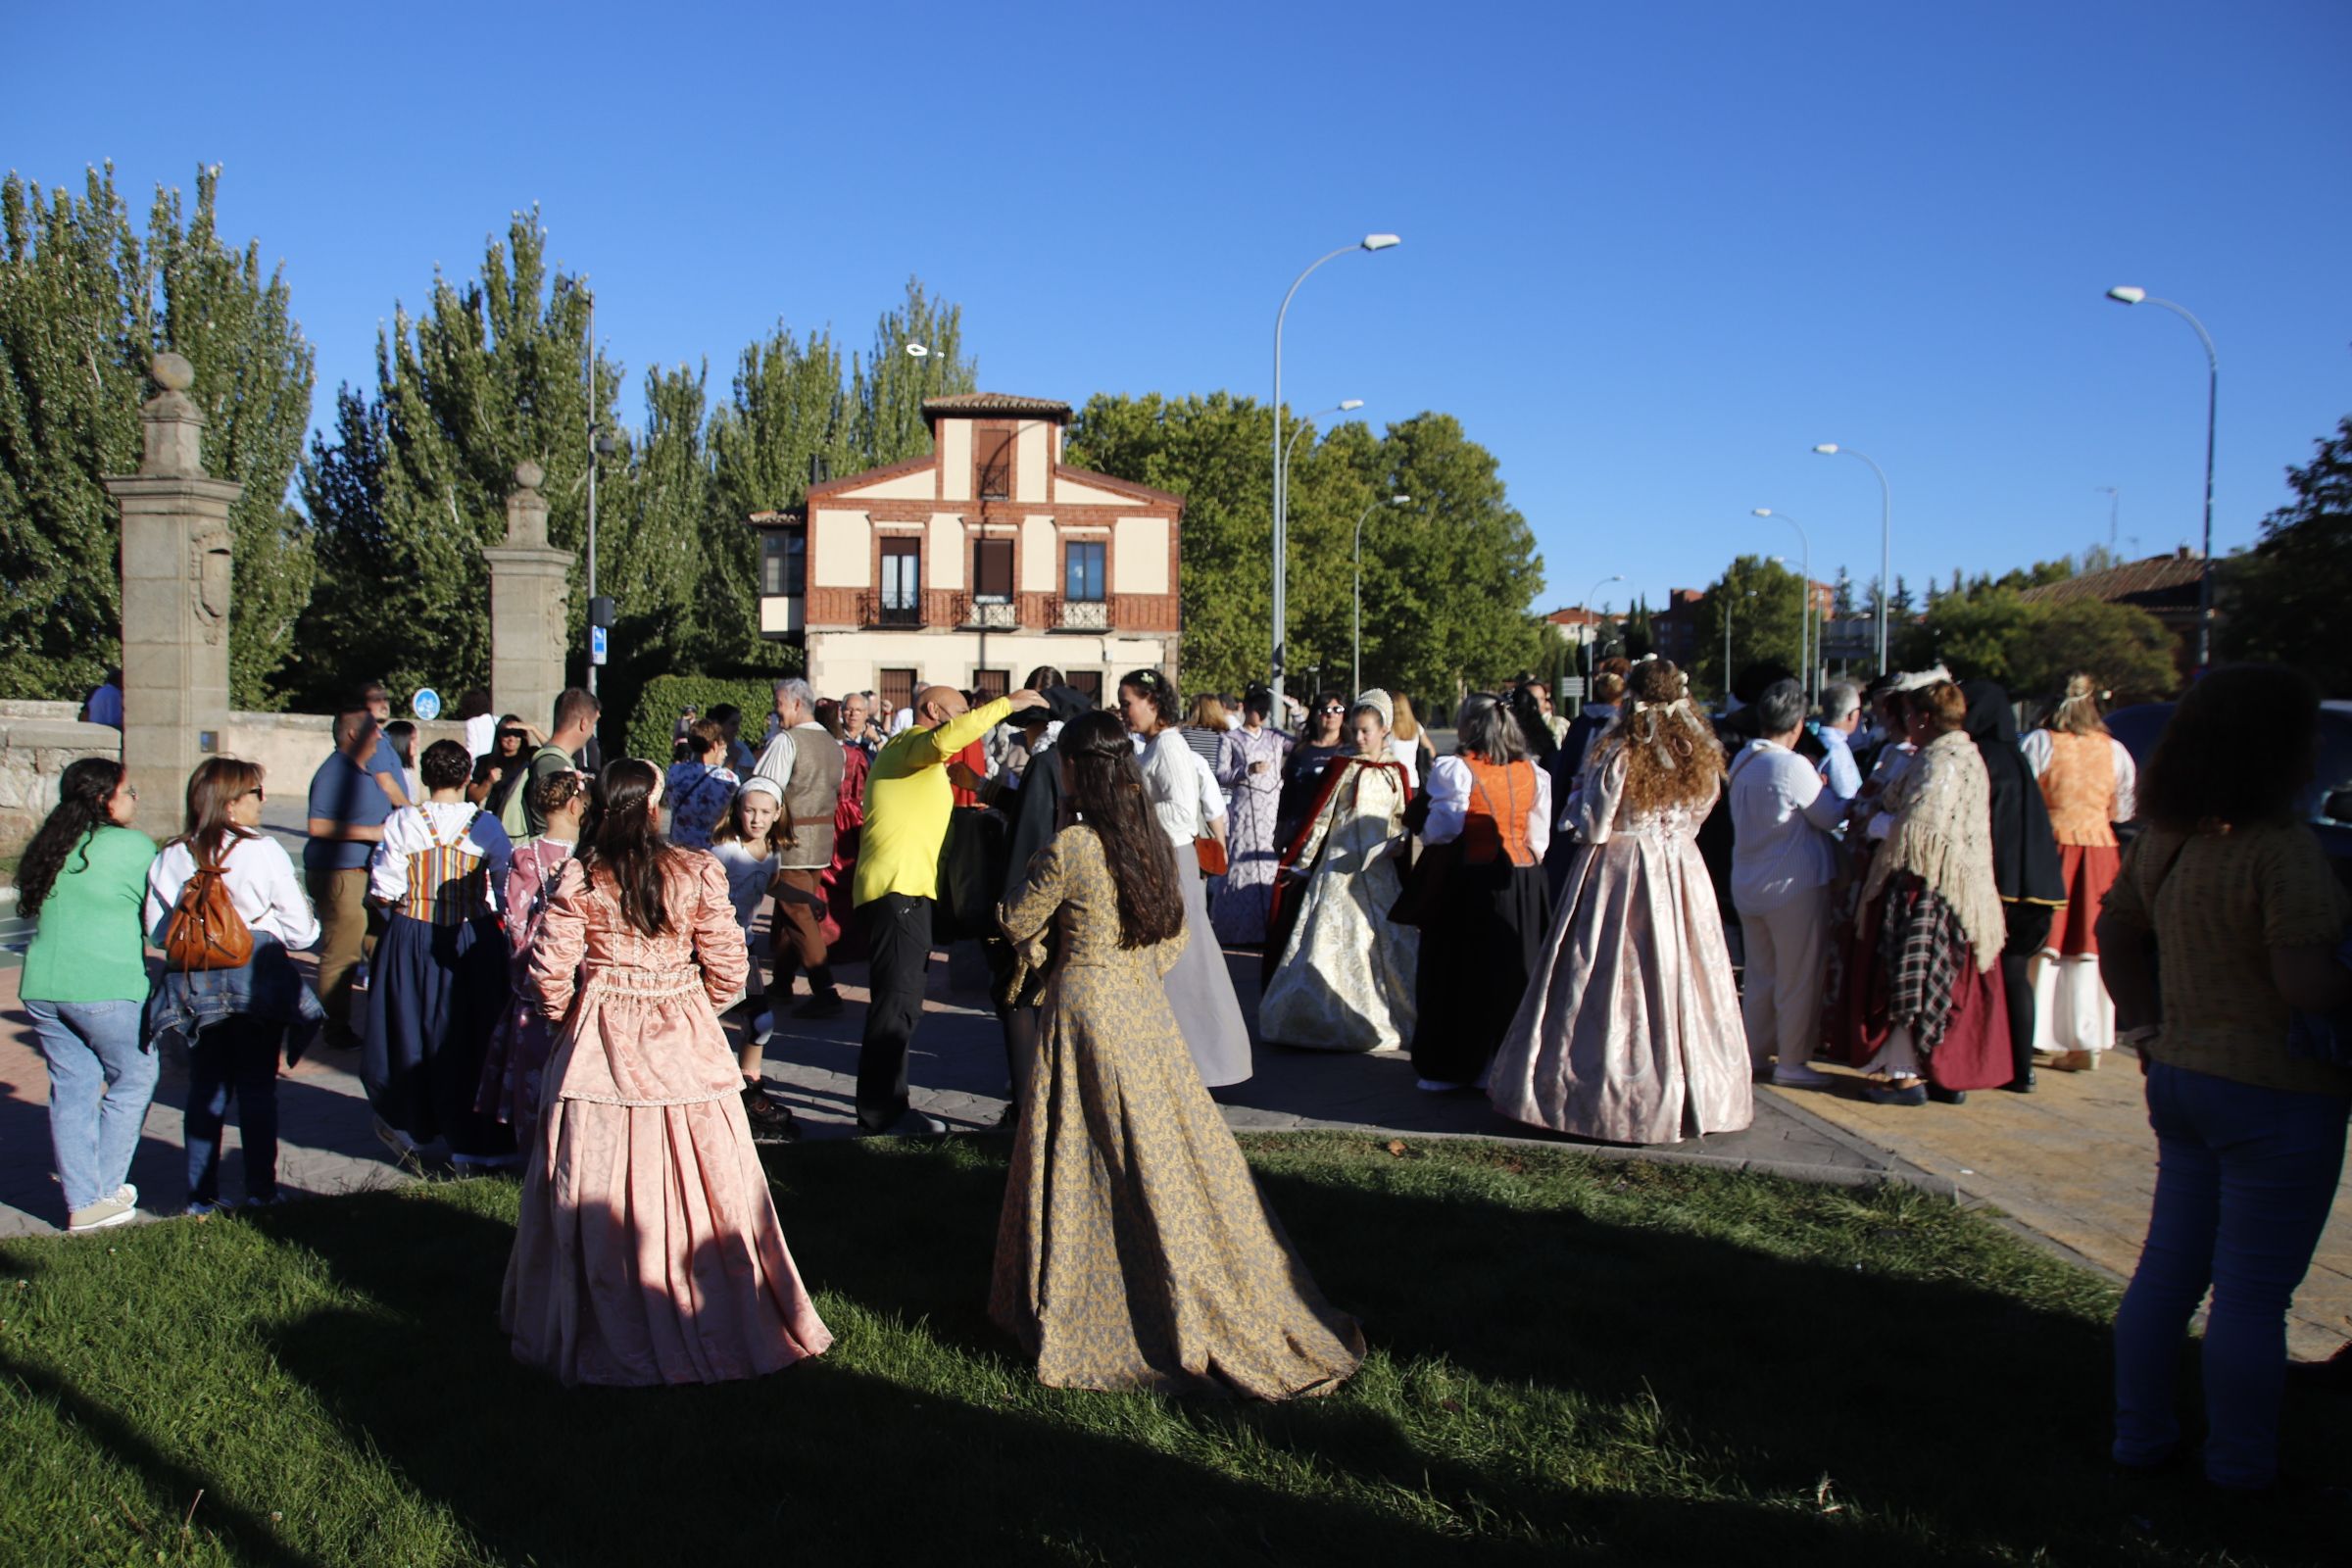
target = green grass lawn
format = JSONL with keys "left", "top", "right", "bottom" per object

{"left": 2, "top": 1132, "right": 2342, "bottom": 1566}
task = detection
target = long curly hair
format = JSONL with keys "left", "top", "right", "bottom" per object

{"left": 17, "top": 758, "right": 127, "bottom": 920}
{"left": 1056, "top": 710, "right": 1185, "bottom": 949}
{"left": 576, "top": 758, "right": 678, "bottom": 938}
{"left": 1590, "top": 661, "right": 1725, "bottom": 815}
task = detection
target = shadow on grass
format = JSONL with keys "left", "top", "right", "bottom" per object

{"left": 239, "top": 1142, "right": 2346, "bottom": 1567}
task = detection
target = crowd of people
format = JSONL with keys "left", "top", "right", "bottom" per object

{"left": 15, "top": 652, "right": 2348, "bottom": 1480}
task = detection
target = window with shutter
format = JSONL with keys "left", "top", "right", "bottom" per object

{"left": 975, "top": 426, "right": 1013, "bottom": 500}
{"left": 973, "top": 538, "right": 1013, "bottom": 603}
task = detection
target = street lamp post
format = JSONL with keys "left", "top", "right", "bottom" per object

{"left": 1750, "top": 510, "right": 1813, "bottom": 707}
{"left": 2106, "top": 286, "right": 2218, "bottom": 668}
{"left": 2095, "top": 485, "right": 2121, "bottom": 552}
{"left": 1351, "top": 493, "right": 1411, "bottom": 696}
{"left": 1811, "top": 444, "right": 1891, "bottom": 674}
{"left": 1583, "top": 573, "right": 1625, "bottom": 716}
{"left": 1284, "top": 400, "right": 1365, "bottom": 517}
{"left": 1271, "top": 234, "right": 1400, "bottom": 710}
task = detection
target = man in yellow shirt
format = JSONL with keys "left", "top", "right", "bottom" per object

{"left": 856, "top": 683, "right": 1044, "bottom": 1135}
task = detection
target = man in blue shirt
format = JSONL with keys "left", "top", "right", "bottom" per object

{"left": 83, "top": 668, "right": 122, "bottom": 728}
{"left": 305, "top": 705, "right": 399, "bottom": 1049}
{"left": 1816, "top": 681, "right": 1864, "bottom": 803}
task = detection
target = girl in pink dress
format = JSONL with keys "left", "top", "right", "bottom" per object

{"left": 502, "top": 759, "right": 831, "bottom": 1387}
{"left": 476, "top": 768, "right": 586, "bottom": 1147}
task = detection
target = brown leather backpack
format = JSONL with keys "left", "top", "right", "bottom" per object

{"left": 163, "top": 847, "right": 255, "bottom": 971}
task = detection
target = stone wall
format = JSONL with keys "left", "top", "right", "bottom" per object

{"left": 0, "top": 711, "right": 470, "bottom": 857}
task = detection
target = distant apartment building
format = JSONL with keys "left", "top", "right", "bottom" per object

{"left": 745, "top": 394, "right": 1183, "bottom": 714}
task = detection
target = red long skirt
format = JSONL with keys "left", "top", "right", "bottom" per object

{"left": 1823, "top": 882, "right": 2013, "bottom": 1091}
{"left": 2052, "top": 843, "right": 2120, "bottom": 957}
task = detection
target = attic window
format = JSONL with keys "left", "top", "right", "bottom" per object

{"left": 975, "top": 426, "right": 1013, "bottom": 501}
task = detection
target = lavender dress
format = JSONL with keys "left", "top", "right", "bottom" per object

{"left": 1210, "top": 724, "right": 1291, "bottom": 945}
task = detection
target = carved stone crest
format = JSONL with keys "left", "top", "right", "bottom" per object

{"left": 192, "top": 524, "right": 232, "bottom": 644}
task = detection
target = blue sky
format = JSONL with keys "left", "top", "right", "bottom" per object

{"left": 7, "top": 0, "right": 2346, "bottom": 615}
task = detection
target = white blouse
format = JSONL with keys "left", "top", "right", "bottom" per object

{"left": 1137, "top": 729, "right": 1229, "bottom": 844}
{"left": 710, "top": 839, "right": 778, "bottom": 933}
{"left": 368, "top": 802, "right": 512, "bottom": 911}
{"left": 1420, "top": 755, "right": 1552, "bottom": 861}
{"left": 147, "top": 833, "right": 320, "bottom": 950}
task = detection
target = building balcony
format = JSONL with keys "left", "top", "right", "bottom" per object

{"left": 1049, "top": 595, "right": 1109, "bottom": 631}
{"left": 958, "top": 595, "right": 1020, "bottom": 631}
{"left": 857, "top": 591, "right": 925, "bottom": 630}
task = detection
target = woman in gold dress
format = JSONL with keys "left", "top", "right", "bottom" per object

{"left": 991, "top": 711, "right": 1363, "bottom": 1397}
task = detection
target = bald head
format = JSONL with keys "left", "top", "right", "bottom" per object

{"left": 915, "top": 685, "right": 968, "bottom": 727}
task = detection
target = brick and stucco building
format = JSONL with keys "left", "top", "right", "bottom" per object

{"left": 746, "top": 393, "right": 1184, "bottom": 714}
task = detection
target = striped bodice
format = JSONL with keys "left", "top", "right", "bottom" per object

{"left": 403, "top": 809, "right": 491, "bottom": 925}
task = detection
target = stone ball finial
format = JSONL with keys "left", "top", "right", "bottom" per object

{"left": 514, "top": 460, "right": 545, "bottom": 490}
{"left": 152, "top": 352, "right": 195, "bottom": 391}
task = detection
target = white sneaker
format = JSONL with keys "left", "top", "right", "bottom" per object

{"left": 114, "top": 1183, "right": 138, "bottom": 1208}
{"left": 68, "top": 1194, "right": 137, "bottom": 1232}
{"left": 1771, "top": 1063, "right": 1835, "bottom": 1090}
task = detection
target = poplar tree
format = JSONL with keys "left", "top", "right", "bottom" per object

{"left": 0, "top": 164, "right": 315, "bottom": 706}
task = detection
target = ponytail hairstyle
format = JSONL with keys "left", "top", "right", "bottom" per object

{"left": 575, "top": 758, "right": 675, "bottom": 937}
{"left": 17, "top": 758, "right": 127, "bottom": 919}
{"left": 1118, "top": 667, "right": 1181, "bottom": 732}
{"left": 1591, "top": 661, "right": 1724, "bottom": 816}
{"left": 1055, "top": 710, "right": 1185, "bottom": 949}
{"left": 171, "top": 759, "right": 267, "bottom": 865}
{"left": 2046, "top": 671, "right": 2111, "bottom": 737}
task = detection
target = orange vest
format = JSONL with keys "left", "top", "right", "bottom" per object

{"left": 1461, "top": 758, "right": 1538, "bottom": 867}
{"left": 2039, "top": 731, "right": 2118, "bottom": 848}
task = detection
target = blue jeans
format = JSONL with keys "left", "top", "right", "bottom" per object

{"left": 2114, "top": 1059, "right": 2350, "bottom": 1488}
{"left": 24, "top": 998, "right": 158, "bottom": 1215}
{"left": 183, "top": 1013, "right": 284, "bottom": 1206}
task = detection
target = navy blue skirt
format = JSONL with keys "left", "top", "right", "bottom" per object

{"left": 362, "top": 912, "right": 514, "bottom": 1157}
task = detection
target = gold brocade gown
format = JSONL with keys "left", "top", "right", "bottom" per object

{"left": 991, "top": 825, "right": 1364, "bottom": 1397}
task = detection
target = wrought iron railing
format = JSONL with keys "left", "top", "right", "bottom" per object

{"left": 858, "top": 591, "right": 923, "bottom": 629}
{"left": 1051, "top": 596, "right": 1109, "bottom": 631}
{"left": 959, "top": 595, "right": 1019, "bottom": 630}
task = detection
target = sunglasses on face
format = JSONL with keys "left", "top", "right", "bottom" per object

{"left": 244, "top": 786, "right": 267, "bottom": 802}
{"left": 1319, "top": 706, "right": 1345, "bottom": 715}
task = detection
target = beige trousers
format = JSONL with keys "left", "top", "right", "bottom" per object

{"left": 1738, "top": 887, "right": 1829, "bottom": 1072}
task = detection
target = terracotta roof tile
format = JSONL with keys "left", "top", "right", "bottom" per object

{"left": 921, "top": 392, "right": 1073, "bottom": 423}
{"left": 2019, "top": 553, "right": 2205, "bottom": 607}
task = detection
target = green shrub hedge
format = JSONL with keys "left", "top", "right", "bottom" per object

{"left": 624, "top": 675, "right": 782, "bottom": 761}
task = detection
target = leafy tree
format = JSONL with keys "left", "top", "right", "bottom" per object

{"left": 1624, "top": 597, "right": 1655, "bottom": 660}
{"left": 2080, "top": 541, "right": 2121, "bottom": 574}
{"left": 294, "top": 210, "right": 612, "bottom": 709}
{"left": 1067, "top": 397, "right": 1544, "bottom": 702}
{"left": 701, "top": 322, "right": 852, "bottom": 665}
{"left": 2219, "top": 414, "right": 2352, "bottom": 693}
{"left": 849, "top": 277, "right": 974, "bottom": 468}
{"left": 1890, "top": 573, "right": 1915, "bottom": 620}
{"left": 1694, "top": 555, "right": 1807, "bottom": 699}
{"left": 1895, "top": 582, "right": 2176, "bottom": 702}
{"left": 0, "top": 164, "right": 315, "bottom": 707}
{"left": 1833, "top": 567, "right": 1854, "bottom": 618}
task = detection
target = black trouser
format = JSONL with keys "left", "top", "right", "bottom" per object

{"left": 2001, "top": 903, "right": 2055, "bottom": 1083}
{"left": 857, "top": 894, "right": 933, "bottom": 1130}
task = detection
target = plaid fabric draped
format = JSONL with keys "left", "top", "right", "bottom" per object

{"left": 1882, "top": 878, "right": 1970, "bottom": 1054}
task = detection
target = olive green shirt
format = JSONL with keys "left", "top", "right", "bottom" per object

{"left": 2102, "top": 822, "right": 2351, "bottom": 1097}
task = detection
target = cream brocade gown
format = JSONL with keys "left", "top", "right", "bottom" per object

{"left": 1259, "top": 759, "right": 1419, "bottom": 1052}
{"left": 991, "top": 825, "right": 1364, "bottom": 1397}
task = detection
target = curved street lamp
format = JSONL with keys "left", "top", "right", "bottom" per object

{"left": 1271, "top": 235, "right": 1401, "bottom": 708}
{"left": 1352, "top": 494, "right": 1412, "bottom": 696}
{"left": 1284, "top": 400, "right": 1365, "bottom": 511}
{"left": 2106, "top": 285, "right": 2218, "bottom": 667}
{"left": 1750, "top": 509, "right": 1814, "bottom": 706}
{"left": 1811, "top": 444, "right": 1891, "bottom": 673}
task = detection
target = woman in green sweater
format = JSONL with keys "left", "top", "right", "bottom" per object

{"left": 19, "top": 758, "right": 158, "bottom": 1232}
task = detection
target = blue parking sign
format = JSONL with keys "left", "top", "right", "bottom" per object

{"left": 411, "top": 687, "right": 443, "bottom": 721}
{"left": 591, "top": 625, "right": 609, "bottom": 666}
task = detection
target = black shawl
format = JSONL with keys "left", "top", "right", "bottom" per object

{"left": 1959, "top": 680, "right": 2066, "bottom": 906}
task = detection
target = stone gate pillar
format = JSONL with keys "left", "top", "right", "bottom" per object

{"left": 482, "top": 461, "right": 572, "bottom": 737}
{"left": 103, "top": 352, "right": 242, "bottom": 835}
